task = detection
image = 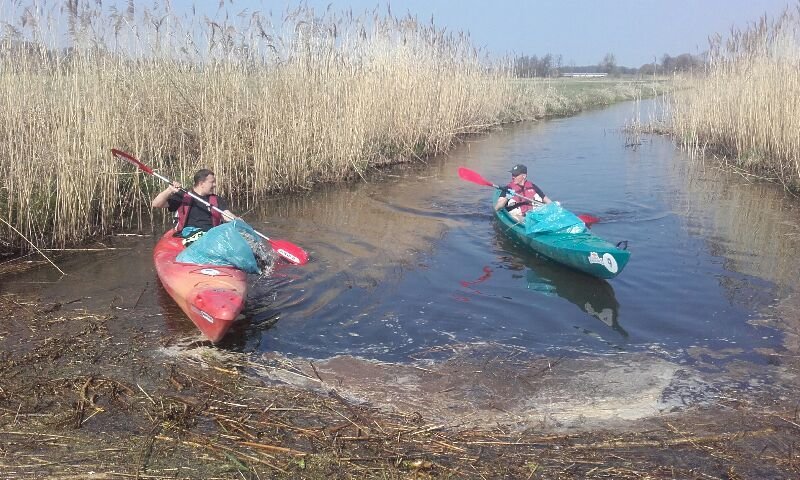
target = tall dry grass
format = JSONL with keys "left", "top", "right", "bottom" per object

{"left": 669, "top": 7, "right": 800, "bottom": 192}
{"left": 0, "top": 2, "right": 654, "bottom": 255}
{"left": 0, "top": 1, "right": 534, "bottom": 253}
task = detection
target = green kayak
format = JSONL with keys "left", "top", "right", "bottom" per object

{"left": 493, "top": 191, "right": 630, "bottom": 279}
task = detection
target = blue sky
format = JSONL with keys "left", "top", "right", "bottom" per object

{"left": 176, "top": 0, "right": 794, "bottom": 67}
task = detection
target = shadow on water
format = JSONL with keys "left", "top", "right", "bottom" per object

{"left": 489, "top": 221, "right": 627, "bottom": 338}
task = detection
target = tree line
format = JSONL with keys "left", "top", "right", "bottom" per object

{"left": 513, "top": 52, "right": 706, "bottom": 77}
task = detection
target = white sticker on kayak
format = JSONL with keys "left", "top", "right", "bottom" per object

{"left": 199, "top": 311, "right": 214, "bottom": 323}
{"left": 602, "top": 253, "right": 618, "bottom": 273}
{"left": 603, "top": 253, "right": 618, "bottom": 273}
{"left": 587, "top": 252, "right": 618, "bottom": 273}
{"left": 199, "top": 268, "right": 222, "bottom": 276}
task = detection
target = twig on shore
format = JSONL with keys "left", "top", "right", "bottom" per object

{"left": 38, "top": 247, "right": 132, "bottom": 251}
{"left": 0, "top": 216, "right": 66, "bottom": 276}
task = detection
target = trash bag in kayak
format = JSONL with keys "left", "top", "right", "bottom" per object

{"left": 176, "top": 220, "right": 273, "bottom": 274}
{"left": 525, "top": 203, "right": 587, "bottom": 235}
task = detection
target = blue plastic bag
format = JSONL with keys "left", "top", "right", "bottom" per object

{"left": 525, "top": 203, "right": 587, "bottom": 235}
{"left": 176, "top": 220, "right": 268, "bottom": 274}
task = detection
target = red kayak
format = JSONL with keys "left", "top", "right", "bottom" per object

{"left": 153, "top": 230, "right": 247, "bottom": 343}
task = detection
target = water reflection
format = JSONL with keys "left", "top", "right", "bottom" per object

{"left": 675, "top": 159, "right": 800, "bottom": 295}
{"left": 491, "top": 223, "right": 626, "bottom": 338}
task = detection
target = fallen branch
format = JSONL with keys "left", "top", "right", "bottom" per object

{"left": 239, "top": 440, "right": 308, "bottom": 456}
{"left": 0, "top": 216, "right": 66, "bottom": 276}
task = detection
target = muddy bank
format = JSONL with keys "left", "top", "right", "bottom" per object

{"left": 1, "top": 293, "right": 799, "bottom": 479}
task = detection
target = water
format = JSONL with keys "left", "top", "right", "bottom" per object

{"left": 3, "top": 99, "right": 798, "bottom": 368}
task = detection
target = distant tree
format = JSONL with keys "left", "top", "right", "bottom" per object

{"left": 513, "top": 51, "right": 649, "bottom": 78}
{"left": 513, "top": 55, "right": 533, "bottom": 77}
{"left": 675, "top": 53, "right": 701, "bottom": 72}
{"left": 529, "top": 55, "right": 539, "bottom": 76}
{"left": 541, "top": 53, "right": 552, "bottom": 76}
{"left": 513, "top": 53, "right": 563, "bottom": 77}
{"left": 659, "top": 52, "right": 706, "bottom": 74}
{"left": 599, "top": 53, "right": 617, "bottom": 75}
{"left": 639, "top": 62, "right": 659, "bottom": 76}
{"left": 660, "top": 54, "right": 675, "bottom": 73}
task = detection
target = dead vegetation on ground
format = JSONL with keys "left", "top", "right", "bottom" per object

{"left": 0, "top": 293, "right": 798, "bottom": 479}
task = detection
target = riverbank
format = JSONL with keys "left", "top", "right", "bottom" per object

{"left": 2, "top": 290, "right": 799, "bottom": 479}
{"left": 532, "top": 76, "right": 670, "bottom": 116}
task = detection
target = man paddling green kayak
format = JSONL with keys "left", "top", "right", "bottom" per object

{"left": 458, "top": 166, "right": 628, "bottom": 278}
{"left": 493, "top": 163, "right": 555, "bottom": 222}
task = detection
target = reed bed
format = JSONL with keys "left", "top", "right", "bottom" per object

{"left": 0, "top": 2, "right": 657, "bottom": 256}
{"left": 0, "top": 2, "right": 513, "bottom": 253}
{"left": 669, "top": 7, "right": 800, "bottom": 193}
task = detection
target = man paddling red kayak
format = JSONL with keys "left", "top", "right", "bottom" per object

{"left": 112, "top": 148, "right": 309, "bottom": 343}
{"left": 152, "top": 168, "right": 237, "bottom": 244}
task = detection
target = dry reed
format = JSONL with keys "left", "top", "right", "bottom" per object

{"left": 0, "top": 1, "right": 519, "bottom": 252}
{"left": 0, "top": 1, "right": 657, "bottom": 255}
{"left": 669, "top": 6, "right": 800, "bottom": 193}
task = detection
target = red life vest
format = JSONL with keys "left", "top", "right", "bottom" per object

{"left": 175, "top": 193, "right": 221, "bottom": 232}
{"left": 506, "top": 180, "right": 543, "bottom": 215}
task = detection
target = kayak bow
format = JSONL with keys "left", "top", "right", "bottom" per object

{"left": 153, "top": 230, "right": 248, "bottom": 342}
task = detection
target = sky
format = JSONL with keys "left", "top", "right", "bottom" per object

{"left": 177, "top": 0, "right": 795, "bottom": 67}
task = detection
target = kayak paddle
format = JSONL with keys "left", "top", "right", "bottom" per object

{"left": 457, "top": 167, "right": 599, "bottom": 226}
{"left": 111, "top": 148, "right": 309, "bottom": 265}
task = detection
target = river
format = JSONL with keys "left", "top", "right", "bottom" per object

{"left": 3, "top": 98, "right": 799, "bottom": 428}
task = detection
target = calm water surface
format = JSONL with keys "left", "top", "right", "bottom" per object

{"left": 4, "top": 99, "right": 799, "bottom": 366}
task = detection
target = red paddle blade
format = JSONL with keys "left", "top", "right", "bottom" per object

{"left": 457, "top": 167, "right": 494, "bottom": 187}
{"left": 269, "top": 239, "right": 309, "bottom": 265}
{"left": 578, "top": 214, "right": 599, "bottom": 226}
{"left": 111, "top": 148, "right": 153, "bottom": 175}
